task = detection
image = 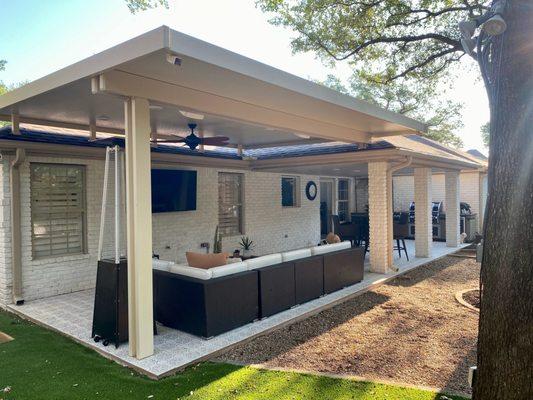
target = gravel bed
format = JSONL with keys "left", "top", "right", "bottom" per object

{"left": 218, "top": 256, "right": 479, "bottom": 395}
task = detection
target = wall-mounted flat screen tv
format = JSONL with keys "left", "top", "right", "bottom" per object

{"left": 151, "top": 169, "right": 197, "bottom": 213}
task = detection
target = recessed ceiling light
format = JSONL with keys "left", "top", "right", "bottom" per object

{"left": 149, "top": 105, "right": 163, "bottom": 110}
{"left": 179, "top": 110, "right": 204, "bottom": 120}
{"left": 96, "top": 115, "right": 110, "bottom": 121}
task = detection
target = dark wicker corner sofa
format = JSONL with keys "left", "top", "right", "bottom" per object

{"left": 153, "top": 241, "right": 365, "bottom": 338}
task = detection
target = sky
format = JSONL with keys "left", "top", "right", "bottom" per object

{"left": 0, "top": 0, "right": 489, "bottom": 151}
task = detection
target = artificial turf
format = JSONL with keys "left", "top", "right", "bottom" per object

{"left": 0, "top": 310, "right": 467, "bottom": 400}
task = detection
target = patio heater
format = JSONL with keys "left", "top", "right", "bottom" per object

{"left": 92, "top": 145, "right": 129, "bottom": 348}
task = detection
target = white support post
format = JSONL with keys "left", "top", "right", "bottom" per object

{"left": 125, "top": 97, "right": 154, "bottom": 359}
{"left": 414, "top": 167, "right": 432, "bottom": 257}
{"left": 368, "top": 161, "right": 393, "bottom": 273}
{"left": 445, "top": 170, "right": 460, "bottom": 247}
{"left": 11, "top": 113, "right": 20, "bottom": 135}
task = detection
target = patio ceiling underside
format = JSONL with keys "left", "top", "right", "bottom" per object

{"left": 0, "top": 26, "right": 427, "bottom": 149}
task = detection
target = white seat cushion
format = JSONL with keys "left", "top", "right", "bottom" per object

{"left": 281, "top": 248, "right": 312, "bottom": 262}
{"left": 169, "top": 264, "right": 213, "bottom": 280}
{"left": 245, "top": 253, "right": 283, "bottom": 270}
{"left": 310, "top": 241, "right": 352, "bottom": 256}
{"left": 210, "top": 261, "right": 248, "bottom": 278}
{"left": 152, "top": 259, "right": 174, "bottom": 272}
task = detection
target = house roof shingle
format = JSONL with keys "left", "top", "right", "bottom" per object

{"left": 0, "top": 125, "right": 486, "bottom": 168}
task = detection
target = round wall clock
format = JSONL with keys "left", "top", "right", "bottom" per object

{"left": 305, "top": 181, "right": 317, "bottom": 201}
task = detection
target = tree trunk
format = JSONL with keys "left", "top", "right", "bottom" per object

{"left": 473, "top": 1, "right": 533, "bottom": 399}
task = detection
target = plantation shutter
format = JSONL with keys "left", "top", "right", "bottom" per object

{"left": 338, "top": 179, "right": 349, "bottom": 222}
{"left": 218, "top": 172, "right": 243, "bottom": 236}
{"left": 31, "top": 164, "right": 87, "bottom": 258}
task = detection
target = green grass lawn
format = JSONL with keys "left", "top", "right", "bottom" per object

{"left": 0, "top": 310, "right": 467, "bottom": 400}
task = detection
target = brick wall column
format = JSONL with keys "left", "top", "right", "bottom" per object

{"left": 414, "top": 167, "right": 432, "bottom": 257}
{"left": 445, "top": 170, "right": 460, "bottom": 247}
{"left": 368, "top": 161, "right": 393, "bottom": 273}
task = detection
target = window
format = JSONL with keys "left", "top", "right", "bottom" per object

{"left": 218, "top": 172, "right": 243, "bottom": 236}
{"left": 31, "top": 163, "right": 86, "bottom": 258}
{"left": 281, "top": 176, "right": 300, "bottom": 207}
{"left": 337, "top": 179, "right": 350, "bottom": 222}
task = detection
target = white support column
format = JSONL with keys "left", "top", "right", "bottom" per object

{"left": 445, "top": 171, "right": 460, "bottom": 247}
{"left": 11, "top": 113, "right": 20, "bottom": 135}
{"left": 368, "top": 161, "right": 393, "bottom": 273}
{"left": 125, "top": 97, "right": 154, "bottom": 359}
{"left": 414, "top": 167, "right": 432, "bottom": 258}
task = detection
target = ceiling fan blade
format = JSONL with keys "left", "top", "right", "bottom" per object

{"left": 201, "top": 136, "right": 230, "bottom": 146}
{"left": 154, "top": 138, "right": 187, "bottom": 143}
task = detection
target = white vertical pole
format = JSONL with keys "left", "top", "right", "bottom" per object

{"left": 125, "top": 97, "right": 154, "bottom": 360}
{"left": 97, "top": 147, "right": 111, "bottom": 261}
{"left": 414, "top": 167, "right": 432, "bottom": 258}
{"left": 445, "top": 170, "right": 460, "bottom": 247}
{"left": 11, "top": 113, "right": 20, "bottom": 135}
{"left": 114, "top": 145, "right": 121, "bottom": 263}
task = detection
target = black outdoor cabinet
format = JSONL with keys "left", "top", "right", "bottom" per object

{"left": 91, "top": 258, "right": 129, "bottom": 348}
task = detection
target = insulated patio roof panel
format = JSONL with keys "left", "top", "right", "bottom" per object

{"left": 0, "top": 26, "right": 427, "bottom": 147}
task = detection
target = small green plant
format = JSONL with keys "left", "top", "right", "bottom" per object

{"left": 213, "top": 225, "right": 222, "bottom": 253}
{"left": 239, "top": 236, "right": 254, "bottom": 251}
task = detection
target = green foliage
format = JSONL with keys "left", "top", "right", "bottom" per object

{"left": 0, "top": 310, "right": 468, "bottom": 400}
{"left": 480, "top": 122, "right": 490, "bottom": 148}
{"left": 255, "top": 1, "right": 490, "bottom": 148}
{"left": 320, "top": 75, "right": 464, "bottom": 148}
{"left": 239, "top": 236, "right": 255, "bottom": 250}
{"left": 124, "top": 0, "right": 169, "bottom": 13}
{"left": 213, "top": 225, "right": 222, "bottom": 253}
{"left": 257, "top": 0, "right": 488, "bottom": 83}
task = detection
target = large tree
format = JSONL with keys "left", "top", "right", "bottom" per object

{"left": 320, "top": 74, "right": 464, "bottom": 147}
{"left": 257, "top": 1, "right": 533, "bottom": 399}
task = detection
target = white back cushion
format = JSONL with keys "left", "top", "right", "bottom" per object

{"left": 169, "top": 264, "right": 213, "bottom": 280}
{"left": 311, "top": 241, "right": 352, "bottom": 256}
{"left": 152, "top": 259, "right": 174, "bottom": 272}
{"left": 281, "top": 248, "right": 312, "bottom": 262}
{"left": 210, "top": 261, "right": 248, "bottom": 278}
{"left": 245, "top": 253, "right": 283, "bottom": 270}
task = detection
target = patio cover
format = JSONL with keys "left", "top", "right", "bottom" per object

{"left": 0, "top": 26, "right": 427, "bottom": 147}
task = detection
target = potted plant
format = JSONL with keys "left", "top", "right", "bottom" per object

{"left": 213, "top": 225, "right": 223, "bottom": 254}
{"left": 239, "top": 236, "right": 254, "bottom": 257}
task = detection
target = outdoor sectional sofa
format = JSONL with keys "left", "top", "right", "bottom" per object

{"left": 153, "top": 241, "right": 365, "bottom": 338}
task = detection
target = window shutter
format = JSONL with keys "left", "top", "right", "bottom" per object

{"left": 31, "top": 164, "right": 86, "bottom": 258}
{"left": 218, "top": 173, "right": 243, "bottom": 236}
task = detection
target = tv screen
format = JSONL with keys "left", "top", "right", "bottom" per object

{"left": 151, "top": 169, "right": 197, "bottom": 213}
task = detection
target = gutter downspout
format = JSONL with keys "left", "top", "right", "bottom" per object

{"left": 386, "top": 156, "right": 413, "bottom": 271}
{"left": 10, "top": 148, "right": 26, "bottom": 305}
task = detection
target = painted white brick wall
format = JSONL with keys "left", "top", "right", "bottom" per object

{"left": 393, "top": 172, "right": 482, "bottom": 218}
{"left": 414, "top": 168, "right": 432, "bottom": 258}
{"left": 0, "top": 156, "right": 321, "bottom": 304}
{"left": 354, "top": 177, "right": 369, "bottom": 213}
{"left": 368, "top": 161, "right": 392, "bottom": 273}
{"left": 0, "top": 159, "right": 12, "bottom": 305}
{"left": 459, "top": 172, "right": 482, "bottom": 232}
{"left": 445, "top": 171, "right": 460, "bottom": 247}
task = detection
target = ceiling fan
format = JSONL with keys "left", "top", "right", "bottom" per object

{"left": 155, "top": 123, "right": 230, "bottom": 150}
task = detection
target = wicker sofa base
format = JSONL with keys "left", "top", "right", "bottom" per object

{"left": 154, "top": 246, "right": 365, "bottom": 338}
